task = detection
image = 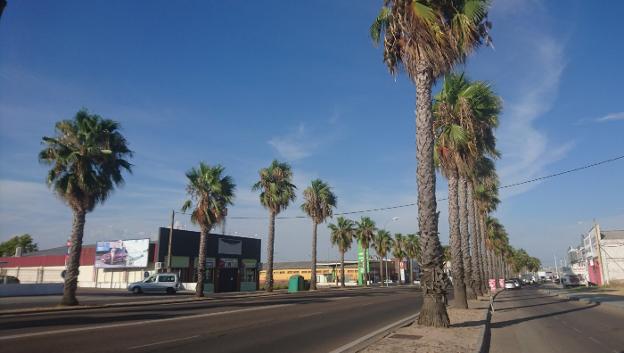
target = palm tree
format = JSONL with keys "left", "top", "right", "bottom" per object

{"left": 355, "top": 217, "right": 376, "bottom": 286}
{"left": 39, "top": 110, "right": 132, "bottom": 306}
{"left": 371, "top": 0, "right": 493, "bottom": 328}
{"left": 392, "top": 233, "right": 407, "bottom": 284}
{"left": 328, "top": 217, "right": 355, "bottom": 287}
{"left": 253, "top": 160, "right": 296, "bottom": 292}
{"left": 434, "top": 73, "right": 502, "bottom": 299}
{"left": 182, "top": 163, "right": 235, "bottom": 297}
{"left": 301, "top": 179, "right": 337, "bottom": 290}
{"left": 405, "top": 233, "right": 420, "bottom": 284}
{"left": 373, "top": 230, "right": 393, "bottom": 285}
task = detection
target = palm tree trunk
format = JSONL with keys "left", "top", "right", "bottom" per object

{"left": 448, "top": 170, "right": 468, "bottom": 309}
{"left": 458, "top": 176, "right": 476, "bottom": 300}
{"left": 60, "top": 208, "right": 86, "bottom": 306}
{"left": 340, "top": 250, "right": 346, "bottom": 288}
{"left": 468, "top": 190, "right": 483, "bottom": 296}
{"left": 475, "top": 209, "right": 487, "bottom": 293}
{"left": 196, "top": 225, "right": 208, "bottom": 297}
{"left": 310, "top": 222, "right": 318, "bottom": 290}
{"left": 414, "top": 63, "right": 450, "bottom": 328}
{"left": 408, "top": 257, "right": 413, "bottom": 285}
{"left": 265, "top": 210, "right": 276, "bottom": 292}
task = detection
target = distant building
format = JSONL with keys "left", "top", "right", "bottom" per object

{"left": 582, "top": 225, "right": 624, "bottom": 286}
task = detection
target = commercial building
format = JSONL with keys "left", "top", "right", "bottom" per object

{"left": 0, "top": 227, "right": 261, "bottom": 293}
{"left": 582, "top": 225, "right": 624, "bottom": 286}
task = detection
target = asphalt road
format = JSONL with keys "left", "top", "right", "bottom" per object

{"left": 489, "top": 287, "right": 624, "bottom": 353}
{"left": 0, "top": 286, "right": 423, "bottom": 353}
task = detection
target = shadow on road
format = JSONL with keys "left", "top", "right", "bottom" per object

{"left": 490, "top": 302, "right": 599, "bottom": 329}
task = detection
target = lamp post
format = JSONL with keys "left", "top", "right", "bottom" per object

{"left": 382, "top": 217, "right": 400, "bottom": 287}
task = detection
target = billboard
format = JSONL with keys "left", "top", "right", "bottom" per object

{"left": 95, "top": 239, "right": 149, "bottom": 268}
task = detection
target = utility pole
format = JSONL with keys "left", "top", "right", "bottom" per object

{"left": 594, "top": 221, "right": 607, "bottom": 285}
{"left": 554, "top": 254, "right": 560, "bottom": 284}
{"left": 167, "top": 210, "right": 174, "bottom": 272}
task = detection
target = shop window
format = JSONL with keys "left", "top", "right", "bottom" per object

{"left": 243, "top": 267, "right": 256, "bottom": 282}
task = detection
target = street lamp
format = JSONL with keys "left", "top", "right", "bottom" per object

{"left": 382, "top": 216, "right": 400, "bottom": 287}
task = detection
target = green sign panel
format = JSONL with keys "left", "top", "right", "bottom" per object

{"left": 357, "top": 240, "right": 369, "bottom": 285}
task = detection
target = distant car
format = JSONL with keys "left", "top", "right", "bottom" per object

{"left": 128, "top": 273, "right": 179, "bottom": 294}
{"left": 510, "top": 278, "right": 522, "bottom": 288}
{"left": 504, "top": 280, "right": 516, "bottom": 289}
{"left": 0, "top": 275, "right": 20, "bottom": 284}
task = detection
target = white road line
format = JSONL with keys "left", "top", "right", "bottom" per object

{"left": 128, "top": 335, "right": 199, "bottom": 350}
{"left": 588, "top": 336, "right": 600, "bottom": 344}
{"left": 297, "top": 311, "right": 323, "bottom": 319}
{"left": 0, "top": 304, "right": 293, "bottom": 341}
{"left": 571, "top": 327, "right": 582, "bottom": 334}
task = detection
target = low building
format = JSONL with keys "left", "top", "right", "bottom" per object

{"left": 583, "top": 225, "right": 624, "bottom": 286}
{"left": 0, "top": 227, "right": 261, "bottom": 293}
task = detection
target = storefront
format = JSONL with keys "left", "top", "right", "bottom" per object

{"left": 157, "top": 228, "right": 261, "bottom": 293}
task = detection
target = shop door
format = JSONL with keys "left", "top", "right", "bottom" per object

{"left": 218, "top": 268, "right": 238, "bottom": 292}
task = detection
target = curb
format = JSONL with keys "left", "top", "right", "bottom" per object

{"left": 476, "top": 289, "right": 504, "bottom": 353}
{"left": 328, "top": 312, "right": 419, "bottom": 353}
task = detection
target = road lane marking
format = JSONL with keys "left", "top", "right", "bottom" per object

{"left": 571, "top": 327, "right": 582, "bottom": 333}
{"left": 297, "top": 311, "right": 323, "bottom": 318}
{"left": 0, "top": 303, "right": 294, "bottom": 341}
{"left": 128, "top": 335, "right": 199, "bottom": 350}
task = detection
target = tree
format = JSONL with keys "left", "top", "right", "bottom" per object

{"left": 433, "top": 73, "right": 502, "bottom": 299}
{"left": 182, "top": 163, "right": 235, "bottom": 297}
{"left": 253, "top": 160, "right": 296, "bottom": 292}
{"left": 355, "top": 216, "right": 376, "bottom": 286}
{"left": 405, "top": 233, "right": 420, "bottom": 284}
{"left": 392, "top": 233, "right": 407, "bottom": 284}
{"left": 328, "top": 217, "right": 355, "bottom": 287}
{"left": 371, "top": 0, "right": 493, "bottom": 328}
{"left": 0, "top": 234, "right": 38, "bottom": 256}
{"left": 39, "top": 110, "right": 132, "bottom": 306}
{"left": 301, "top": 179, "right": 337, "bottom": 290}
{"left": 373, "top": 229, "right": 393, "bottom": 285}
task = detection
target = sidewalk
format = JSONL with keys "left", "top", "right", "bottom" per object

{"left": 541, "top": 285, "right": 624, "bottom": 311}
{"left": 358, "top": 297, "right": 492, "bottom": 353}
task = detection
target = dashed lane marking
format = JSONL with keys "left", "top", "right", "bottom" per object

{"left": 128, "top": 335, "right": 200, "bottom": 350}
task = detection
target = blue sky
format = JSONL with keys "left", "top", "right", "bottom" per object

{"left": 1, "top": 1, "right": 622, "bottom": 266}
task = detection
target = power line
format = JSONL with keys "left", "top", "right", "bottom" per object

{"left": 180, "top": 154, "right": 624, "bottom": 220}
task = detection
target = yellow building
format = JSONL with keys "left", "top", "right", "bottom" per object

{"left": 259, "top": 261, "right": 359, "bottom": 287}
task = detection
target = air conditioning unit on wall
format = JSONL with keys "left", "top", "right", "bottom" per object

{"left": 155, "top": 262, "right": 163, "bottom": 270}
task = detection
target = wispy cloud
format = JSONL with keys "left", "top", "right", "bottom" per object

{"left": 595, "top": 112, "right": 624, "bottom": 123}
{"left": 268, "top": 121, "right": 338, "bottom": 161}
{"left": 496, "top": 24, "right": 574, "bottom": 198}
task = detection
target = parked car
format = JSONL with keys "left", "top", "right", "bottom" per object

{"left": 0, "top": 275, "right": 20, "bottom": 284}
{"left": 510, "top": 278, "right": 522, "bottom": 288}
{"left": 561, "top": 274, "right": 581, "bottom": 288}
{"left": 128, "top": 273, "right": 179, "bottom": 294}
{"left": 504, "top": 280, "right": 516, "bottom": 289}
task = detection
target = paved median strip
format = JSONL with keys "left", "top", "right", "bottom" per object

{"left": 0, "top": 303, "right": 294, "bottom": 341}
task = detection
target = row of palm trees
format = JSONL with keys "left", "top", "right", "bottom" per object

{"left": 327, "top": 216, "right": 420, "bottom": 287}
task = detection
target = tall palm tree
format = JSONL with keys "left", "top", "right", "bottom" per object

{"left": 355, "top": 217, "right": 376, "bottom": 286}
{"left": 182, "top": 163, "right": 235, "bottom": 297}
{"left": 373, "top": 229, "right": 393, "bottom": 285}
{"left": 301, "top": 179, "right": 337, "bottom": 290}
{"left": 405, "top": 233, "right": 420, "bottom": 284}
{"left": 392, "top": 233, "right": 407, "bottom": 284}
{"left": 253, "top": 160, "right": 297, "bottom": 292}
{"left": 434, "top": 73, "right": 502, "bottom": 299}
{"left": 39, "top": 110, "right": 132, "bottom": 306}
{"left": 371, "top": 0, "right": 493, "bottom": 328}
{"left": 328, "top": 217, "right": 355, "bottom": 287}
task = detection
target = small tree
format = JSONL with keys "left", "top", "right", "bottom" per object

{"left": 373, "top": 230, "right": 393, "bottom": 285}
{"left": 0, "top": 234, "right": 38, "bottom": 256}
{"left": 355, "top": 217, "right": 376, "bottom": 286}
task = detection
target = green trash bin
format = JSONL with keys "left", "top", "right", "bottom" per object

{"left": 288, "top": 275, "right": 304, "bottom": 293}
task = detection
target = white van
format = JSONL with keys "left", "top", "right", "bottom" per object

{"left": 128, "top": 273, "right": 180, "bottom": 294}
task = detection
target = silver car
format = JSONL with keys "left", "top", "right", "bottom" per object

{"left": 128, "top": 273, "right": 179, "bottom": 294}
